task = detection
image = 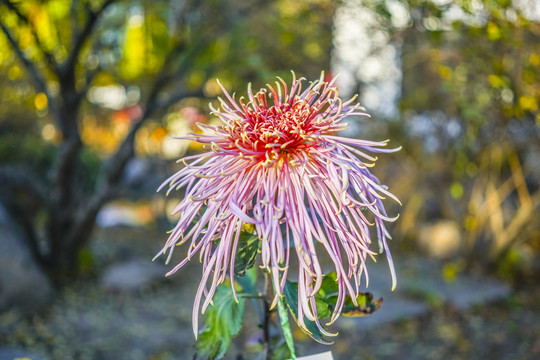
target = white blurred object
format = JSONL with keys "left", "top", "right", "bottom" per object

{"left": 294, "top": 351, "right": 333, "bottom": 360}
{"left": 332, "top": 0, "right": 405, "bottom": 119}
{"left": 417, "top": 220, "right": 462, "bottom": 259}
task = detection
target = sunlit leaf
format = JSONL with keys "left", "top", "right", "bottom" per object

{"left": 317, "top": 272, "right": 383, "bottom": 317}
{"left": 317, "top": 272, "right": 339, "bottom": 299}
{"left": 196, "top": 284, "right": 245, "bottom": 360}
{"left": 318, "top": 272, "right": 382, "bottom": 317}
{"left": 283, "top": 280, "right": 333, "bottom": 345}
{"left": 277, "top": 297, "right": 296, "bottom": 359}
{"left": 340, "top": 293, "right": 383, "bottom": 317}
{"left": 234, "top": 232, "right": 259, "bottom": 277}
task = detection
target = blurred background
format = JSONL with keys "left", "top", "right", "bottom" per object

{"left": 0, "top": 0, "right": 539, "bottom": 359}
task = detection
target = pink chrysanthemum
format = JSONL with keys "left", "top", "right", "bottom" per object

{"left": 157, "top": 72, "right": 400, "bottom": 335}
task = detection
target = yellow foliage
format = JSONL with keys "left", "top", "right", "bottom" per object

{"left": 8, "top": 65, "right": 21, "bottom": 80}
{"left": 488, "top": 74, "right": 505, "bottom": 88}
{"left": 91, "top": 72, "right": 118, "bottom": 87}
{"left": 464, "top": 215, "right": 477, "bottom": 231}
{"left": 121, "top": 12, "right": 146, "bottom": 79}
{"left": 47, "top": 0, "right": 70, "bottom": 19}
{"left": 34, "top": 92, "right": 48, "bottom": 110}
{"left": 487, "top": 21, "right": 501, "bottom": 41}
{"left": 529, "top": 54, "right": 540, "bottom": 67}
{"left": 187, "top": 71, "right": 206, "bottom": 89}
{"left": 523, "top": 70, "right": 536, "bottom": 84}
{"left": 32, "top": 6, "right": 57, "bottom": 51}
{"left": 519, "top": 96, "right": 538, "bottom": 111}
{"left": 442, "top": 261, "right": 465, "bottom": 283}
{"left": 304, "top": 42, "right": 322, "bottom": 59}
{"left": 450, "top": 182, "right": 464, "bottom": 199}
{"left": 438, "top": 65, "right": 453, "bottom": 80}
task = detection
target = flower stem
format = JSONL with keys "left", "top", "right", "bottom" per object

{"left": 262, "top": 271, "right": 273, "bottom": 360}
{"left": 263, "top": 297, "right": 272, "bottom": 360}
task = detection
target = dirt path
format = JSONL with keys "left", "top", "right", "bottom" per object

{"left": 0, "top": 226, "right": 538, "bottom": 360}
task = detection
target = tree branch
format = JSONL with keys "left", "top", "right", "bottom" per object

{"left": 69, "top": 0, "right": 274, "bottom": 254}
{"left": 0, "top": 17, "right": 49, "bottom": 94}
{"left": 104, "top": 87, "right": 205, "bottom": 186}
{"left": 86, "top": 0, "right": 271, "bottom": 207}
{"left": 49, "top": 138, "right": 83, "bottom": 203}
{"left": 76, "top": 64, "right": 104, "bottom": 103}
{"left": 1, "top": 0, "right": 59, "bottom": 73}
{"left": 153, "top": 88, "right": 205, "bottom": 114}
{"left": 76, "top": 87, "right": 203, "bottom": 232}
{"left": 63, "top": 89, "right": 205, "bottom": 251}
{"left": 62, "top": 0, "right": 117, "bottom": 78}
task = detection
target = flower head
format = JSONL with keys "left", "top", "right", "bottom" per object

{"left": 157, "top": 72, "right": 400, "bottom": 336}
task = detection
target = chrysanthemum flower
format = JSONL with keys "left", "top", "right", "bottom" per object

{"left": 157, "top": 72, "right": 400, "bottom": 336}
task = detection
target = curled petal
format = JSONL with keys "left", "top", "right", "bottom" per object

{"left": 158, "top": 72, "right": 400, "bottom": 338}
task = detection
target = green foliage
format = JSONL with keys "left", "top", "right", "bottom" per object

{"left": 359, "top": 0, "right": 540, "bottom": 269}
{"left": 0, "top": 134, "right": 55, "bottom": 175}
{"left": 317, "top": 272, "right": 383, "bottom": 317}
{"left": 233, "top": 233, "right": 259, "bottom": 277}
{"left": 0, "top": 0, "right": 334, "bottom": 153}
{"left": 496, "top": 248, "right": 522, "bottom": 281}
{"left": 77, "top": 247, "right": 95, "bottom": 274}
{"left": 235, "top": 267, "right": 258, "bottom": 295}
{"left": 0, "top": 0, "right": 336, "bottom": 283}
{"left": 271, "top": 341, "right": 294, "bottom": 360}
{"left": 277, "top": 297, "right": 296, "bottom": 359}
{"left": 396, "top": 0, "right": 540, "bottom": 162}
{"left": 283, "top": 279, "right": 333, "bottom": 345}
{"left": 283, "top": 273, "right": 382, "bottom": 345}
{"left": 196, "top": 284, "right": 246, "bottom": 360}
{"left": 337, "top": 293, "right": 383, "bottom": 317}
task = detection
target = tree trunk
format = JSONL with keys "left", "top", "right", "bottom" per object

{"left": 44, "top": 209, "right": 98, "bottom": 282}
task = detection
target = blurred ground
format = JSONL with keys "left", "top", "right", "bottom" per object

{"left": 0, "top": 226, "right": 539, "bottom": 360}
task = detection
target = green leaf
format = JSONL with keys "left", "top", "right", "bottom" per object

{"left": 236, "top": 267, "right": 258, "bottom": 295}
{"left": 196, "top": 284, "right": 245, "bottom": 359}
{"left": 283, "top": 280, "right": 334, "bottom": 345}
{"left": 318, "top": 272, "right": 383, "bottom": 317}
{"left": 317, "top": 272, "right": 339, "bottom": 300}
{"left": 324, "top": 292, "right": 383, "bottom": 317}
{"left": 341, "top": 293, "right": 383, "bottom": 317}
{"left": 277, "top": 297, "right": 296, "bottom": 359}
{"left": 314, "top": 295, "right": 332, "bottom": 320}
{"left": 271, "top": 340, "right": 293, "bottom": 360}
{"left": 234, "top": 233, "right": 259, "bottom": 277}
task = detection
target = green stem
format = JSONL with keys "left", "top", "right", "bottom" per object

{"left": 277, "top": 297, "right": 296, "bottom": 359}
{"left": 263, "top": 271, "right": 273, "bottom": 360}
{"left": 263, "top": 297, "right": 272, "bottom": 360}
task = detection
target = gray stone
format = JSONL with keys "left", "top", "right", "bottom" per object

{"left": 403, "top": 270, "right": 511, "bottom": 310}
{"left": 0, "top": 204, "right": 53, "bottom": 315}
{"left": 396, "top": 257, "right": 512, "bottom": 309}
{"left": 101, "top": 260, "right": 166, "bottom": 291}
{"left": 337, "top": 256, "right": 511, "bottom": 332}
{"left": 340, "top": 297, "right": 430, "bottom": 330}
